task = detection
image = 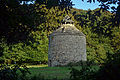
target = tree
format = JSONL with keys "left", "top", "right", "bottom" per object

{"left": 0, "top": 0, "right": 36, "bottom": 43}
{"left": 82, "top": 0, "right": 120, "bottom": 27}
{"left": 0, "top": 0, "right": 73, "bottom": 64}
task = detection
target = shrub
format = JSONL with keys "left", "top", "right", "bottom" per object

{"left": 69, "top": 61, "right": 99, "bottom": 80}
{"left": 0, "top": 63, "right": 30, "bottom": 80}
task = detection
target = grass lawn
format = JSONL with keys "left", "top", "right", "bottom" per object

{"left": 28, "top": 66, "right": 71, "bottom": 79}
{"left": 27, "top": 64, "right": 48, "bottom": 68}
{"left": 25, "top": 65, "right": 100, "bottom": 80}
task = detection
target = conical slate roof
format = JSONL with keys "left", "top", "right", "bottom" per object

{"left": 50, "top": 24, "right": 85, "bottom": 36}
{"left": 50, "top": 15, "right": 85, "bottom": 36}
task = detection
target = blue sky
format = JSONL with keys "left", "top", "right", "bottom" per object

{"left": 27, "top": 0, "right": 118, "bottom": 11}
{"left": 71, "top": 0, "right": 118, "bottom": 11}
{"left": 27, "top": 0, "right": 100, "bottom": 10}
{"left": 71, "top": 0, "right": 100, "bottom": 10}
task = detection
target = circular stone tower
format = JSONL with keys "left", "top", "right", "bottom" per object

{"left": 48, "top": 15, "right": 86, "bottom": 67}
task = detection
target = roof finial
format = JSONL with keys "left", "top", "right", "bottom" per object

{"left": 62, "top": 15, "right": 74, "bottom": 24}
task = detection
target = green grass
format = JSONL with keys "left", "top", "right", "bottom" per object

{"left": 28, "top": 67, "right": 71, "bottom": 79}
{"left": 25, "top": 66, "right": 100, "bottom": 80}
{"left": 26, "top": 64, "right": 48, "bottom": 68}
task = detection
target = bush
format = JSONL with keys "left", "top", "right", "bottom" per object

{"left": 0, "top": 63, "right": 30, "bottom": 80}
{"left": 95, "top": 50, "right": 120, "bottom": 80}
{"left": 69, "top": 50, "right": 120, "bottom": 80}
{"left": 69, "top": 61, "right": 99, "bottom": 80}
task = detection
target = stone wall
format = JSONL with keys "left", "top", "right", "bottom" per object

{"left": 48, "top": 34, "right": 86, "bottom": 67}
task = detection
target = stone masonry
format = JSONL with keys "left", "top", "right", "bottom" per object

{"left": 48, "top": 16, "right": 86, "bottom": 67}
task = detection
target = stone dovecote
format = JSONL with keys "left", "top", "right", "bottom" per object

{"left": 48, "top": 16, "right": 87, "bottom": 67}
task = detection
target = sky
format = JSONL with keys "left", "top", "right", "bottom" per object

{"left": 71, "top": 0, "right": 118, "bottom": 11}
{"left": 26, "top": 0, "right": 100, "bottom": 10}
{"left": 27, "top": 0, "right": 118, "bottom": 11}
{"left": 71, "top": 0, "right": 100, "bottom": 10}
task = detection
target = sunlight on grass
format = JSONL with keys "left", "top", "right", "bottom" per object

{"left": 27, "top": 64, "right": 48, "bottom": 68}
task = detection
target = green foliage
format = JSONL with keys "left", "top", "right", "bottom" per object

{"left": 69, "top": 63, "right": 99, "bottom": 80}
{"left": 1, "top": 0, "right": 120, "bottom": 80}
{"left": 0, "top": 63, "right": 30, "bottom": 80}
{"left": 72, "top": 8, "right": 115, "bottom": 64}
{"left": 0, "top": 1, "right": 70, "bottom": 64}
{"left": 111, "top": 27, "right": 120, "bottom": 52}
{"left": 26, "top": 31, "right": 48, "bottom": 63}
{"left": 94, "top": 50, "right": 120, "bottom": 80}
{"left": 0, "top": 0, "right": 119, "bottom": 65}
{"left": 0, "top": 31, "right": 48, "bottom": 64}
{"left": 69, "top": 50, "right": 120, "bottom": 80}
{"left": 85, "top": 0, "right": 120, "bottom": 27}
